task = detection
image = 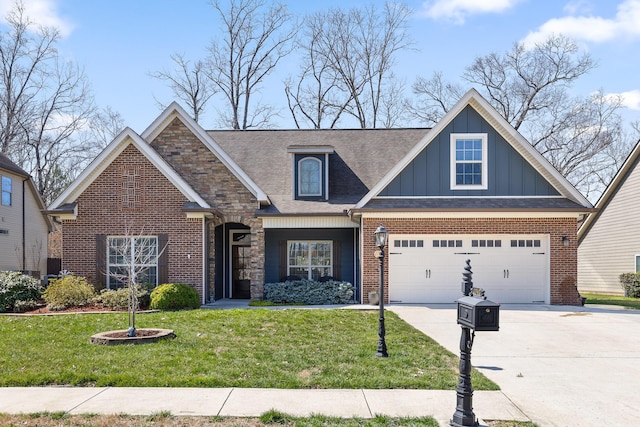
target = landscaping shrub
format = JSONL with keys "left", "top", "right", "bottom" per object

{"left": 0, "top": 271, "right": 43, "bottom": 312}
{"left": 150, "top": 283, "right": 200, "bottom": 310}
{"left": 43, "top": 275, "right": 96, "bottom": 310}
{"left": 93, "top": 284, "right": 152, "bottom": 310}
{"left": 264, "top": 279, "right": 355, "bottom": 305}
{"left": 619, "top": 273, "right": 640, "bottom": 298}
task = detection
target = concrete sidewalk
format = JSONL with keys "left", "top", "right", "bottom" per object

{"left": 0, "top": 386, "right": 522, "bottom": 426}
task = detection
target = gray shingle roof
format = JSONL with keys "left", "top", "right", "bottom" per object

{"left": 358, "top": 197, "right": 593, "bottom": 211}
{"left": 209, "top": 128, "right": 428, "bottom": 214}
{"left": 0, "top": 153, "right": 29, "bottom": 177}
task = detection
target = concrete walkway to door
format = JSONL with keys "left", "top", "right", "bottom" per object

{"left": 389, "top": 303, "right": 640, "bottom": 427}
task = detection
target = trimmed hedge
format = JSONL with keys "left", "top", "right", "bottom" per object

{"left": 43, "top": 275, "right": 96, "bottom": 310}
{"left": 619, "top": 273, "right": 640, "bottom": 298}
{"left": 93, "top": 284, "right": 151, "bottom": 310}
{"left": 150, "top": 283, "right": 200, "bottom": 310}
{"left": 264, "top": 279, "right": 355, "bottom": 305}
{"left": 0, "top": 271, "right": 43, "bottom": 313}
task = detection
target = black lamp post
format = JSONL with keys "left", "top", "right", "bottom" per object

{"left": 374, "top": 223, "right": 389, "bottom": 357}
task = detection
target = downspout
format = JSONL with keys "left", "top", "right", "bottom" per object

{"left": 22, "top": 179, "right": 26, "bottom": 272}
{"left": 202, "top": 218, "right": 206, "bottom": 305}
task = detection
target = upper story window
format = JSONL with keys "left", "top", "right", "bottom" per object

{"left": 1, "top": 176, "right": 12, "bottom": 206}
{"left": 298, "top": 157, "right": 322, "bottom": 197}
{"left": 450, "top": 133, "right": 488, "bottom": 190}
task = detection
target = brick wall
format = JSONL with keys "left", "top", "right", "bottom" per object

{"left": 150, "top": 118, "right": 265, "bottom": 299}
{"left": 62, "top": 143, "right": 204, "bottom": 297}
{"left": 362, "top": 217, "right": 581, "bottom": 306}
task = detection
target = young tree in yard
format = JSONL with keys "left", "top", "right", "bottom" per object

{"left": 107, "top": 229, "right": 167, "bottom": 337}
{"left": 206, "top": 0, "right": 297, "bottom": 129}
{"left": 0, "top": 2, "right": 97, "bottom": 204}
{"left": 286, "top": 2, "right": 412, "bottom": 129}
{"left": 409, "top": 34, "right": 626, "bottom": 201}
{"left": 150, "top": 53, "right": 216, "bottom": 123}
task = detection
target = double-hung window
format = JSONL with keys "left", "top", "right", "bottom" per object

{"left": 288, "top": 240, "right": 332, "bottom": 280}
{"left": 450, "top": 133, "right": 488, "bottom": 190}
{"left": 107, "top": 236, "right": 158, "bottom": 288}
{"left": 1, "top": 176, "right": 11, "bottom": 206}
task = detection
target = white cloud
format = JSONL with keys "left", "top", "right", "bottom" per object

{"left": 612, "top": 90, "right": 640, "bottom": 110}
{"left": 420, "top": 0, "right": 521, "bottom": 24}
{"left": 0, "top": 0, "right": 73, "bottom": 38}
{"left": 523, "top": 0, "right": 640, "bottom": 47}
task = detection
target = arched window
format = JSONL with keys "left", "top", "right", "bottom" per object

{"left": 298, "top": 157, "right": 322, "bottom": 196}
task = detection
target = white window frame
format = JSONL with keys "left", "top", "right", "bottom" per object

{"left": 287, "top": 240, "right": 333, "bottom": 280}
{"left": 1, "top": 175, "right": 11, "bottom": 206}
{"left": 297, "top": 156, "right": 323, "bottom": 197}
{"left": 107, "top": 236, "right": 158, "bottom": 289}
{"left": 450, "top": 133, "right": 488, "bottom": 190}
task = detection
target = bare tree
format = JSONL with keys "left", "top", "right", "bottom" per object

{"left": 85, "top": 106, "right": 125, "bottom": 148}
{"left": 150, "top": 53, "right": 215, "bottom": 123}
{"left": 107, "top": 228, "right": 167, "bottom": 337}
{"left": 0, "top": 2, "right": 97, "bottom": 204}
{"left": 410, "top": 34, "right": 625, "bottom": 200}
{"left": 287, "top": 2, "right": 412, "bottom": 129}
{"left": 206, "top": 0, "right": 296, "bottom": 129}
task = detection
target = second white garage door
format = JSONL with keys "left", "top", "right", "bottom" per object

{"left": 388, "top": 234, "right": 549, "bottom": 304}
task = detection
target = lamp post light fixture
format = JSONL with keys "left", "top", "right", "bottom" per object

{"left": 374, "top": 223, "right": 389, "bottom": 357}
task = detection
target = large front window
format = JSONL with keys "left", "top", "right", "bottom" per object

{"left": 450, "top": 133, "right": 488, "bottom": 190}
{"left": 288, "top": 240, "right": 332, "bottom": 280}
{"left": 1, "top": 176, "right": 11, "bottom": 206}
{"left": 298, "top": 157, "right": 322, "bottom": 196}
{"left": 107, "top": 236, "right": 158, "bottom": 288}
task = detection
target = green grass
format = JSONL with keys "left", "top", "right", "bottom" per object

{"left": 582, "top": 293, "right": 640, "bottom": 310}
{"left": 0, "top": 309, "right": 497, "bottom": 390}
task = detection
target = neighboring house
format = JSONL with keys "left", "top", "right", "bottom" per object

{"left": 0, "top": 153, "right": 54, "bottom": 278}
{"left": 47, "top": 89, "right": 592, "bottom": 305}
{"left": 578, "top": 139, "right": 640, "bottom": 295}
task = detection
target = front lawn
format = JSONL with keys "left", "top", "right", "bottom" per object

{"left": 0, "top": 309, "right": 497, "bottom": 390}
{"left": 582, "top": 292, "right": 640, "bottom": 310}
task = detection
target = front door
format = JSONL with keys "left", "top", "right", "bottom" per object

{"left": 231, "top": 234, "right": 251, "bottom": 299}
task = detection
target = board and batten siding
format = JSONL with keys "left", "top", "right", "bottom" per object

{"left": 0, "top": 171, "right": 49, "bottom": 276}
{"left": 379, "top": 105, "right": 559, "bottom": 197}
{"left": 578, "top": 156, "right": 640, "bottom": 294}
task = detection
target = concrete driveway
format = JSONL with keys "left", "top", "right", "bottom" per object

{"left": 389, "top": 303, "right": 640, "bottom": 427}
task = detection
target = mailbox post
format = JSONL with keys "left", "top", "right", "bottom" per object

{"left": 451, "top": 260, "right": 500, "bottom": 427}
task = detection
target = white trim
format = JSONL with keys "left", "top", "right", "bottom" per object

{"left": 297, "top": 156, "right": 323, "bottom": 197}
{"left": 287, "top": 146, "right": 335, "bottom": 154}
{"left": 325, "top": 153, "right": 330, "bottom": 201}
{"left": 141, "top": 102, "right": 269, "bottom": 204}
{"left": 49, "top": 128, "right": 210, "bottom": 210}
{"left": 358, "top": 211, "right": 582, "bottom": 219}
{"left": 373, "top": 195, "right": 568, "bottom": 199}
{"left": 261, "top": 216, "right": 356, "bottom": 229}
{"left": 229, "top": 229, "right": 252, "bottom": 299}
{"left": 354, "top": 89, "right": 592, "bottom": 209}
{"left": 450, "top": 133, "right": 488, "bottom": 190}
{"left": 287, "top": 240, "right": 333, "bottom": 280}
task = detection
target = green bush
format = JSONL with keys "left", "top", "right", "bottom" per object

{"left": 264, "top": 279, "right": 355, "bottom": 305}
{"left": 150, "top": 283, "right": 200, "bottom": 310}
{"left": 43, "top": 275, "right": 96, "bottom": 310}
{"left": 93, "top": 284, "right": 151, "bottom": 310}
{"left": 0, "top": 271, "right": 43, "bottom": 312}
{"left": 619, "top": 273, "right": 640, "bottom": 298}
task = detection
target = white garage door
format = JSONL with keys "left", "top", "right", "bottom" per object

{"left": 388, "top": 234, "right": 548, "bottom": 304}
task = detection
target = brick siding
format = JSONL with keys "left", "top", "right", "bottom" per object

{"left": 362, "top": 217, "right": 581, "bottom": 306}
{"left": 62, "top": 143, "right": 203, "bottom": 297}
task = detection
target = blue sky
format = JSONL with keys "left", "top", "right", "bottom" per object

{"left": 0, "top": 0, "right": 639, "bottom": 132}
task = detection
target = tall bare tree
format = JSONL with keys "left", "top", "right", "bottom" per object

{"left": 0, "top": 1, "right": 97, "bottom": 204}
{"left": 409, "top": 34, "right": 625, "bottom": 201}
{"left": 150, "top": 53, "right": 215, "bottom": 123}
{"left": 206, "top": 0, "right": 296, "bottom": 129}
{"left": 286, "top": 2, "right": 412, "bottom": 129}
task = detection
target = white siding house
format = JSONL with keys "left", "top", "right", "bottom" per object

{"left": 0, "top": 154, "right": 53, "bottom": 278}
{"left": 578, "top": 140, "right": 640, "bottom": 294}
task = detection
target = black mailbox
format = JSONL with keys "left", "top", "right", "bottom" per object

{"left": 457, "top": 296, "right": 500, "bottom": 331}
